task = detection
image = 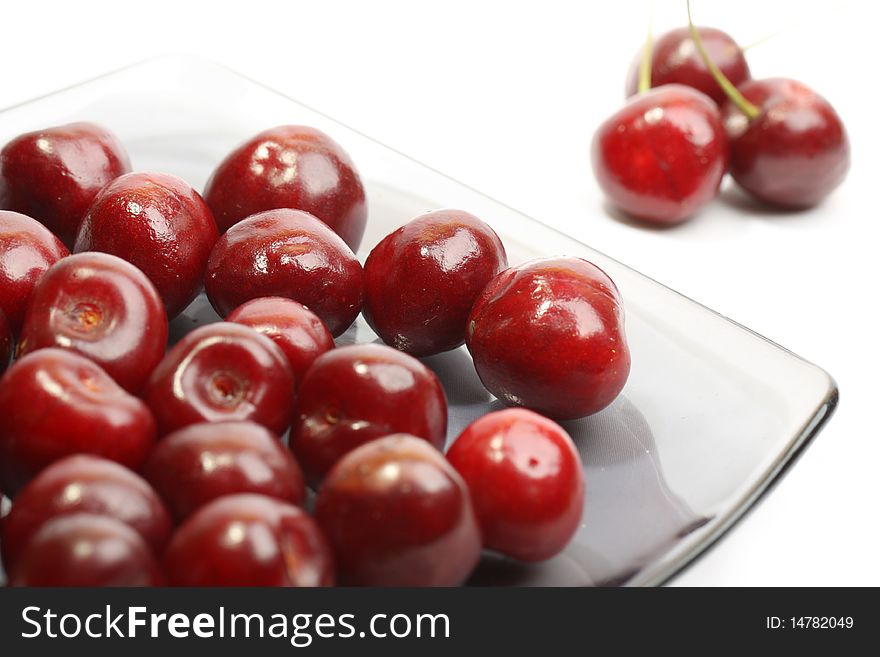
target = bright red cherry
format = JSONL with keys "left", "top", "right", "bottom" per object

{"left": 0, "top": 308, "right": 10, "bottom": 373}
{"left": 625, "top": 26, "right": 750, "bottom": 106}
{"left": 446, "top": 408, "right": 585, "bottom": 562}
{"left": 0, "top": 122, "right": 131, "bottom": 248}
{"left": 163, "top": 493, "right": 334, "bottom": 587}
{"left": 315, "top": 434, "right": 481, "bottom": 586}
{"left": 722, "top": 78, "right": 850, "bottom": 208}
{"left": 74, "top": 172, "right": 218, "bottom": 318}
{"left": 0, "top": 210, "right": 69, "bottom": 334}
{"left": 8, "top": 514, "right": 164, "bottom": 586}
{"left": 1, "top": 455, "right": 172, "bottom": 569}
{"left": 204, "top": 125, "right": 367, "bottom": 250}
{"left": 226, "top": 297, "right": 334, "bottom": 387}
{"left": 592, "top": 84, "right": 727, "bottom": 224}
{"left": 0, "top": 348, "right": 156, "bottom": 495}
{"left": 467, "top": 257, "right": 630, "bottom": 420}
{"left": 363, "top": 209, "right": 508, "bottom": 356}
{"left": 142, "top": 421, "right": 306, "bottom": 522}
{"left": 205, "top": 209, "right": 363, "bottom": 336}
{"left": 142, "top": 322, "right": 295, "bottom": 436}
{"left": 290, "top": 344, "right": 447, "bottom": 484}
{"left": 18, "top": 252, "right": 168, "bottom": 393}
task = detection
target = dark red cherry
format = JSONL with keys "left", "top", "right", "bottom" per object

{"left": 0, "top": 122, "right": 131, "bottom": 248}
{"left": 8, "top": 513, "right": 163, "bottom": 586}
{"left": 142, "top": 421, "right": 306, "bottom": 522}
{"left": 467, "top": 257, "right": 630, "bottom": 420}
{"left": 226, "top": 297, "right": 334, "bottom": 387}
{"left": 446, "top": 408, "right": 585, "bottom": 562}
{"left": 315, "top": 434, "right": 481, "bottom": 586}
{"left": 163, "top": 493, "right": 334, "bottom": 587}
{"left": 74, "top": 172, "right": 218, "bottom": 318}
{"left": 290, "top": 344, "right": 447, "bottom": 484}
{"left": 592, "top": 84, "right": 727, "bottom": 224}
{"left": 0, "top": 308, "right": 10, "bottom": 373}
{"left": 142, "top": 322, "right": 295, "bottom": 436}
{"left": 0, "top": 348, "right": 156, "bottom": 495}
{"left": 205, "top": 209, "right": 363, "bottom": 336}
{"left": 363, "top": 209, "right": 508, "bottom": 356}
{"left": 1, "top": 455, "right": 172, "bottom": 569}
{"left": 722, "top": 78, "right": 850, "bottom": 208}
{"left": 0, "top": 210, "right": 69, "bottom": 334}
{"left": 18, "top": 252, "right": 168, "bottom": 393}
{"left": 204, "top": 125, "right": 367, "bottom": 250}
{"left": 625, "top": 26, "right": 750, "bottom": 106}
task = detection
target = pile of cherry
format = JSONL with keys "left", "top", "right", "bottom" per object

{"left": 0, "top": 118, "right": 630, "bottom": 586}
{"left": 592, "top": 17, "right": 850, "bottom": 224}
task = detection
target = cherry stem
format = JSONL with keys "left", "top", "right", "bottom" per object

{"left": 741, "top": 30, "right": 781, "bottom": 52}
{"left": 686, "top": 0, "right": 761, "bottom": 120}
{"left": 637, "top": 10, "right": 653, "bottom": 94}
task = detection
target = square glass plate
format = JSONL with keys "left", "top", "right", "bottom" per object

{"left": 0, "top": 56, "right": 837, "bottom": 587}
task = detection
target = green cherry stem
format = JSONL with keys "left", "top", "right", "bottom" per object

{"left": 637, "top": 12, "right": 653, "bottom": 94}
{"left": 687, "top": 0, "right": 761, "bottom": 119}
{"left": 741, "top": 29, "right": 782, "bottom": 52}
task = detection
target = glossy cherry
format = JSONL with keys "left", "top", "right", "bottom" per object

{"left": 204, "top": 125, "right": 367, "bottom": 250}
{"left": 8, "top": 514, "right": 164, "bottom": 587}
{"left": 363, "top": 209, "right": 508, "bottom": 356}
{"left": 226, "top": 297, "right": 334, "bottom": 387}
{"left": 142, "top": 322, "right": 295, "bottom": 436}
{"left": 0, "top": 348, "right": 156, "bottom": 495}
{"left": 0, "top": 210, "right": 69, "bottom": 334}
{"left": 142, "top": 421, "right": 306, "bottom": 522}
{"left": 315, "top": 434, "right": 481, "bottom": 586}
{"left": 290, "top": 343, "right": 447, "bottom": 484}
{"left": 163, "top": 493, "right": 334, "bottom": 587}
{"left": 0, "top": 122, "right": 131, "bottom": 248}
{"left": 74, "top": 171, "right": 218, "bottom": 318}
{"left": 592, "top": 84, "right": 727, "bottom": 224}
{"left": 467, "top": 257, "right": 630, "bottom": 420}
{"left": 0, "top": 308, "right": 10, "bottom": 372}
{"left": 1, "top": 455, "right": 172, "bottom": 569}
{"left": 625, "top": 27, "right": 750, "bottom": 106}
{"left": 722, "top": 78, "right": 850, "bottom": 208}
{"left": 205, "top": 209, "right": 363, "bottom": 336}
{"left": 446, "top": 408, "right": 585, "bottom": 562}
{"left": 18, "top": 252, "right": 168, "bottom": 393}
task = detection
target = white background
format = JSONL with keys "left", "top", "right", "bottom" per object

{"left": 1, "top": 0, "right": 877, "bottom": 585}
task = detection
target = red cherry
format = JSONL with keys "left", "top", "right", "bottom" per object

{"left": 142, "top": 322, "right": 295, "bottom": 436}
{"left": 226, "top": 297, "right": 334, "bottom": 387}
{"left": 722, "top": 78, "right": 850, "bottom": 208}
{"left": 204, "top": 125, "right": 367, "bottom": 250}
{"left": 363, "top": 209, "right": 508, "bottom": 356}
{"left": 18, "top": 252, "right": 168, "bottom": 393}
{"left": 0, "top": 122, "right": 131, "bottom": 248}
{"left": 592, "top": 84, "right": 727, "bottom": 224}
{"left": 625, "top": 27, "right": 750, "bottom": 106}
{"left": 0, "top": 308, "right": 10, "bottom": 373}
{"left": 290, "top": 343, "right": 447, "bottom": 484}
{"left": 0, "top": 210, "right": 69, "bottom": 334}
{"left": 446, "top": 408, "right": 585, "bottom": 562}
{"left": 467, "top": 257, "right": 630, "bottom": 420}
{"left": 8, "top": 514, "right": 164, "bottom": 586}
{"left": 142, "top": 421, "right": 306, "bottom": 522}
{"left": 163, "top": 493, "right": 334, "bottom": 587}
{"left": 205, "top": 209, "right": 363, "bottom": 337}
{"left": 0, "top": 348, "right": 156, "bottom": 495}
{"left": 1, "top": 455, "right": 172, "bottom": 569}
{"left": 315, "top": 434, "right": 481, "bottom": 586}
{"left": 74, "top": 172, "right": 218, "bottom": 318}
